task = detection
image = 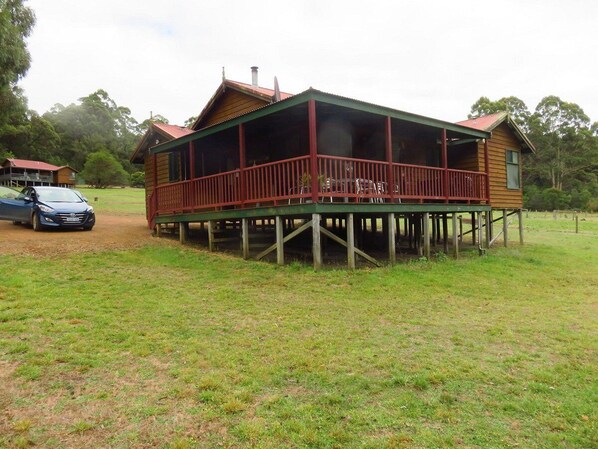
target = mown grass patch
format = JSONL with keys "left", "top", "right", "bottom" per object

{"left": 76, "top": 187, "right": 145, "bottom": 216}
{"left": 0, "top": 213, "right": 596, "bottom": 448}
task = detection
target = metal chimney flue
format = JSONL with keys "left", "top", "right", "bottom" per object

{"left": 251, "top": 66, "right": 258, "bottom": 86}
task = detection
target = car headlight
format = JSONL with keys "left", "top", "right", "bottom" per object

{"left": 86, "top": 206, "right": 94, "bottom": 213}
{"left": 38, "top": 204, "right": 54, "bottom": 213}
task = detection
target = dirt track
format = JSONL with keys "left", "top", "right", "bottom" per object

{"left": 0, "top": 214, "right": 154, "bottom": 257}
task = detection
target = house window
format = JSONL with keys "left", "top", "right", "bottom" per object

{"left": 168, "top": 152, "right": 181, "bottom": 182}
{"left": 506, "top": 150, "right": 520, "bottom": 189}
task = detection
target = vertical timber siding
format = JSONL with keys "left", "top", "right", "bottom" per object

{"left": 55, "top": 168, "right": 76, "bottom": 185}
{"left": 480, "top": 123, "right": 523, "bottom": 209}
{"left": 200, "top": 90, "right": 268, "bottom": 128}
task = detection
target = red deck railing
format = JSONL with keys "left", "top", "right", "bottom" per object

{"left": 245, "top": 156, "right": 311, "bottom": 205}
{"left": 151, "top": 155, "right": 488, "bottom": 221}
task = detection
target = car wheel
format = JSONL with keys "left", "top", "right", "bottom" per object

{"left": 32, "top": 213, "right": 43, "bottom": 232}
{"left": 83, "top": 225, "right": 93, "bottom": 231}
{"left": 12, "top": 220, "right": 21, "bottom": 225}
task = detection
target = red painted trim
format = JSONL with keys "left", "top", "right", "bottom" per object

{"left": 239, "top": 124, "right": 246, "bottom": 206}
{"left": 385, "top": 116, "right": 395, "bottom": 202}
{"left": 484, "top": 139, "right": 491, "bottom": 203}
{"left": 308, "top": 99, "right": 318, "bottom": 203}
{"left": 442, "top": 128, "right": 448, "bottom": 203}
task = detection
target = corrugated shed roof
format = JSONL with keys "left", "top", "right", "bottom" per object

{"left": 225, "top": 80, "right": 293, "bottom": 101}
{"left": 3, "top": 158, "right": 60, "bottom": 171}
{"left": 130, "top": 122, "right": 194, "bottom": 163}
{"left": 456, "top": 112, "right": 508, "bottom": 131}
{"left": 456, "top": 111, "right": 536, "bottom": 153}
{"left": 153, "top": 122, "right": 194, "bottom": 139}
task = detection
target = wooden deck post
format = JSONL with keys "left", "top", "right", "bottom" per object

{"left": 308, "top": 100, "right": 319, "bottom": 204}
{"left": 388, "top": 212, "right": 396, "bottom": 264}
{"left": 179, "top": 222, "right": 188, "bottom": 244}
{"left": 276, "top": 216, "right": 284, "bottom": 265}
{"left": 503, "top": 209, "right": 508, "bottom": 247}
{"left": 477, "top": 212, "right": 484, "bottom": 254}
{"left": 471, "top": 212, "right": 476, "bottom": 245}
{"left": 208, "top": 220, "right": 215, "bottom": 252}
{"left": 347, "top": 213, "right": 355, "bottom": 270}
{"left": 385, "top": 116, "right": 395, "bottom": 203}
{"left": 423, "top": 212, "right": 430, "bottom": 259}
{"left": 518, "top": 209, "right": 524, "bottom": 245}
{"left": 239, "top": 124, "right": 246, "bottom": 206}
{"left": 442, "top": 128, "right": 449, "bottom": 203}
{"left": 189, "top": 142, "right": 195, "bottom": 179}
{"left": 452, "top": 213, "right": 459, "bottom": 258}
{"left": 312, "top": 213, "right": 322, "bottom": 270}
{"left": 242, "top": 218, "right": 249, "bottom": 259}
{"left": 484, "top": 139, "right": 491, "bottom": 204}
{"left": 484, "top": 211, "right": 492, "bottom": 249}
{"left": 443, "top": 214, "right": 449, "bottom": 253}
{"left": 155, "top": 223, "right": 162, "bottom": 238}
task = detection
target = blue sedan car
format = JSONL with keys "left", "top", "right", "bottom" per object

{"left": 0, "top": 186, "right": 95, "bottom": 231}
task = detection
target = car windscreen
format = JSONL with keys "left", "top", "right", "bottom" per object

{"left": 36, "top": 189, "right": 84, "bottom": 203}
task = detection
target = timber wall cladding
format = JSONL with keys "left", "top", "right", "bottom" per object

{"left": 201, "top": 89, "right": 267, "bottom": 128}
{"left": 144, "top": 157, "right": 154, "bottom": 204}
{"left": 479, "top": 122, "right": 523, "bottom": 209}
{"left": 156, "top": 153, "right": 170, "bottom": 185}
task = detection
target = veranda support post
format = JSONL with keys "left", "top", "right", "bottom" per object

{"left": 423, "top": 212, "right": 431, "bottom": 259}
{"left": 518, "top": 209, "right": 524, "bottom": 245}
{"left": 242, "top": 218, "right": 249, "bottom": 260}
{"left": 485, "top": 211, "right": 491, "bottom": 249}
{"left": 312, "top": 213, "right": 322, "bottom": 270}
{"left": 276, "top": 216, "right": 284, "bottom": 265}
{"left": 347, "top": 213, "right": 355, "bottom": 270}
{"left": 477, "top": 212, "right": 484, "bottom": 254}
{"left": 179, "top": 222, "right": 188, "bottom": 244}
{"left": 503, "top": 209, "right": 508, "bottom": 247}
{"left": 388, "top": 212, "right": 396, "bottom": 264}
{"left": 208, "top": 220, "right": 215, "bottom": 252}
{"left": 452, "top": 213, "right": 459, "bottom": 258}
{"left": 308, "top": 100, "right": 318, "bottom": 204}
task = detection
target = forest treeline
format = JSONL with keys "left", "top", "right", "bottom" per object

{"left": 1, "top": 1, "right": 597, "bottom": 207}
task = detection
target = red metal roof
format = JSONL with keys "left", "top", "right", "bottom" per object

{"left": 3, "top": 158, "right": 61, "bottom": 171}
{"left": 153, "top": 122, "right": 194, "bottom": 139}
{"left": 456, "top": 111, "right": 535, "bottom": 153}
{"left": 456, "top": 112, "right": 507, "bottom": 131}
{"left": 225, "top": 80, "right": 293, "bottom": 101}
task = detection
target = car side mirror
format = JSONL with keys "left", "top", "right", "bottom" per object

{"left": 23, "top": 196, "right": 33, "bottom": 202}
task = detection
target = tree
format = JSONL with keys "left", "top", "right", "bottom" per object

{"left": 80, "top": 151, "right": 129, "bottom": 188}
{"left": 44, "top": 89, "right": 141, "bottom": 170}
{"left": 468, "top": 96, "right": 531, "bottom": 131}
{"left": 527, "top": 96, "right": 597, "bottom": 191}
{"left": 0, "top": 0, "right": 35, "bottom": 88}
{"left": 184, "top": 116, "right": 197, "bottom": 128}
{"left": 129, "top": 171, "right": 145, "bottom": 188}
{"left": 0, "top": 0, "right": 35, "bottom": 153}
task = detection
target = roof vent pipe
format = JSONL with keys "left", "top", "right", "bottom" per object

{"left": 251, "top": 66, "right": 258, "bottom": 86}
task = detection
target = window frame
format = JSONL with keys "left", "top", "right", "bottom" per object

{"left": 505, "top": 149, "right": 521, "bottom": 190}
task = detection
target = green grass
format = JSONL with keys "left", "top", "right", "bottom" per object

{"left": 0, "top": 204, "right": 596, "bottom": 448}
{"left": 76, "top": 186, "right": 146, "bottom": 216}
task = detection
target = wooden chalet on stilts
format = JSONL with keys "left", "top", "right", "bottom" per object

{"left": 0, "top": 158, "right": 78, "bottom": 188}
{"left": 133, "top": 70, "right": 535, "bottom": 269}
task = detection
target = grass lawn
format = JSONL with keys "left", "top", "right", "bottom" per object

{"left": 0, "top": 198, "right": 596, "bottom": 448}
{"left": 76, "top": 187, "right": 146, "bottom": 216}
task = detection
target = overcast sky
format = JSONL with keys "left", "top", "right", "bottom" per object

{"left": 20, "top": 0, "right": 598, "bottom": 127}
